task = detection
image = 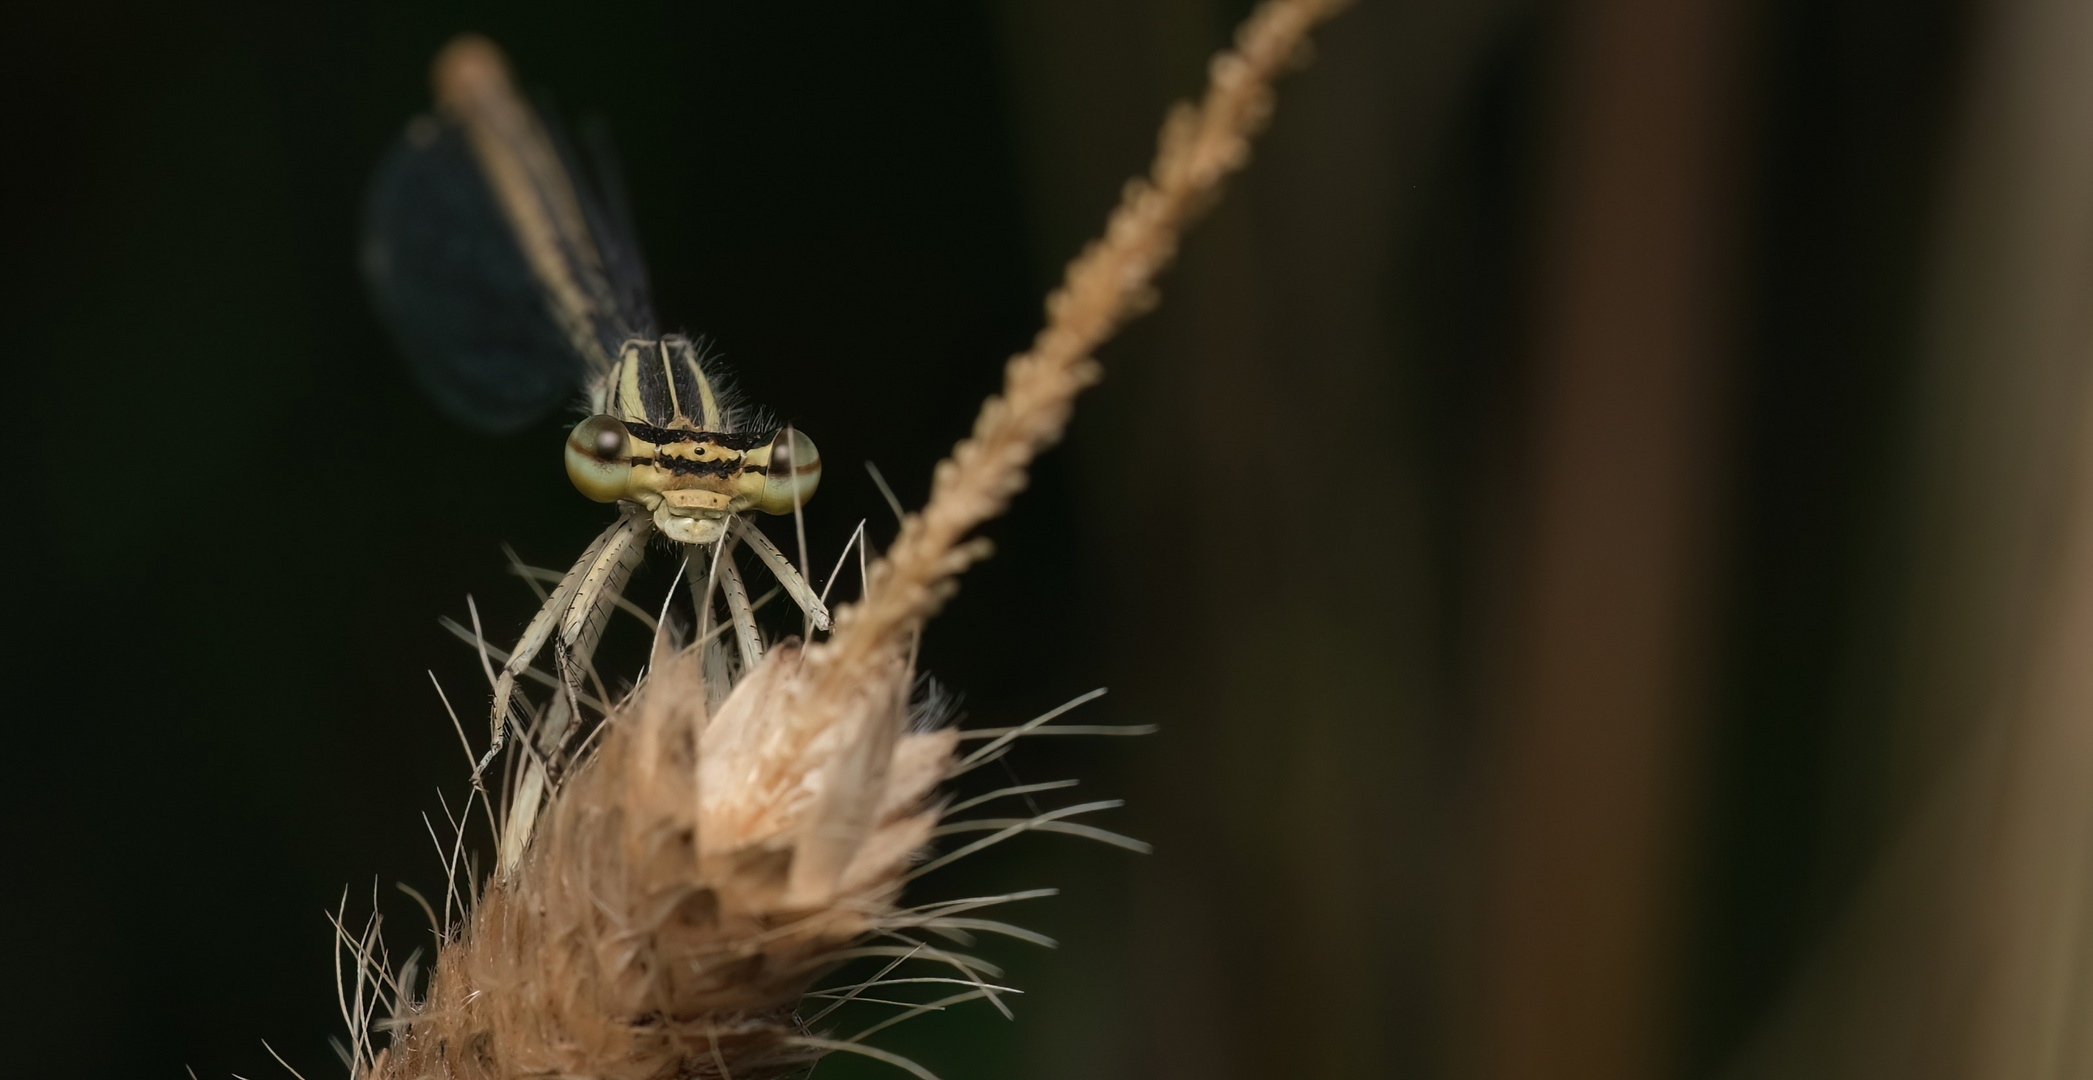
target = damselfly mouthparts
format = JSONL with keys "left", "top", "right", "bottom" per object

{"left": 362, "top": 36, "right": 830, "bottom": 770}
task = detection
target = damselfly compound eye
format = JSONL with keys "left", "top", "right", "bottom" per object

{"left": 566, "top": 415, "right": 634, "bottom": 503}
{"left": 751, "top": 428, "right": 822, "bottom": 515}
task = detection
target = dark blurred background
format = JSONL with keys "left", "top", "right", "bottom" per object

{"left": 17, "top": 0, "right": 2093, "bottom": 1077}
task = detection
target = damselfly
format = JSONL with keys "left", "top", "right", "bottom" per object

{"left": 361, "top": 36, "right": 830, "bottom": 769}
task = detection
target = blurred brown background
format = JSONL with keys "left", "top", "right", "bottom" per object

{"left": 13, "top": 0, "right": 2093, "bottom": 1077}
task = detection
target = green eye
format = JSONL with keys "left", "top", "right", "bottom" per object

{"left": 750, "top": 428, "right": 822, "bottom": 515}
{"left": 565, "top": 415, "right": 633, "bottom": 503}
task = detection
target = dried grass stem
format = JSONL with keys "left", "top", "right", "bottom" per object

{"left": 825, "top": 0, "right": 1348, "bottom": 669}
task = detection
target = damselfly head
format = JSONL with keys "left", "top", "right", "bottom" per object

{"left": 564, "top": 413, "right": 822, "bottom": 542}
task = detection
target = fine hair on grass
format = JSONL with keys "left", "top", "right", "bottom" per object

{"left": 328, "top": 1, "right": 1346, "bottom": 1076}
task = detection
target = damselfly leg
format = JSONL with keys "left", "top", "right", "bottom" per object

{"left": 730, "top": 514, "right": 833, "bottom": 633}
{"left": 480, "top": 506, "right": 649, "bottom": 774}
{"left": 480, "top": 512, "right": 831, "bottom": 776}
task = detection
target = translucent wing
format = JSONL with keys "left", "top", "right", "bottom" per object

{"left": 361, "top": 36, "right": 656, "bottom": 433}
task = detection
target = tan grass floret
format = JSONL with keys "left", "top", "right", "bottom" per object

{"left": 341, "top": 1, "right": 1345, "bottom": 1076}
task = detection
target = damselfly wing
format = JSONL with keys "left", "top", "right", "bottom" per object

{"left": 362, "top": 36, "right": 830, "bottom": 769}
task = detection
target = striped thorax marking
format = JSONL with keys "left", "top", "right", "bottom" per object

{"left": 602, "top": 335, "right": 724, "bottom": 429}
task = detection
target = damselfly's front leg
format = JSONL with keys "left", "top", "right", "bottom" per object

{"left": 480, "top": 504, "right": 651, "bottom": 775}
{"left": 495, "top": 507, "right": 648, "bottom": 872}
{"left": 727, "top": 515, "right": 832, "bottom": 632}
{"left": 716, "top": 537, "right": 763, "bottom": 674}
{"left": 684, "top": 517, "right": 830, "bottom": 672}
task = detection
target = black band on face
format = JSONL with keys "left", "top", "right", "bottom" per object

{"left": 624, "top": 421, "right": 773, "bottom": 451}
{"left": 634, "top": 455, "right": 743, "bottom": 478}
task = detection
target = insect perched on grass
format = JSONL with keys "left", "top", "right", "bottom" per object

{"left": 360, "top": 35, "right": 830, "bottom": 770}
